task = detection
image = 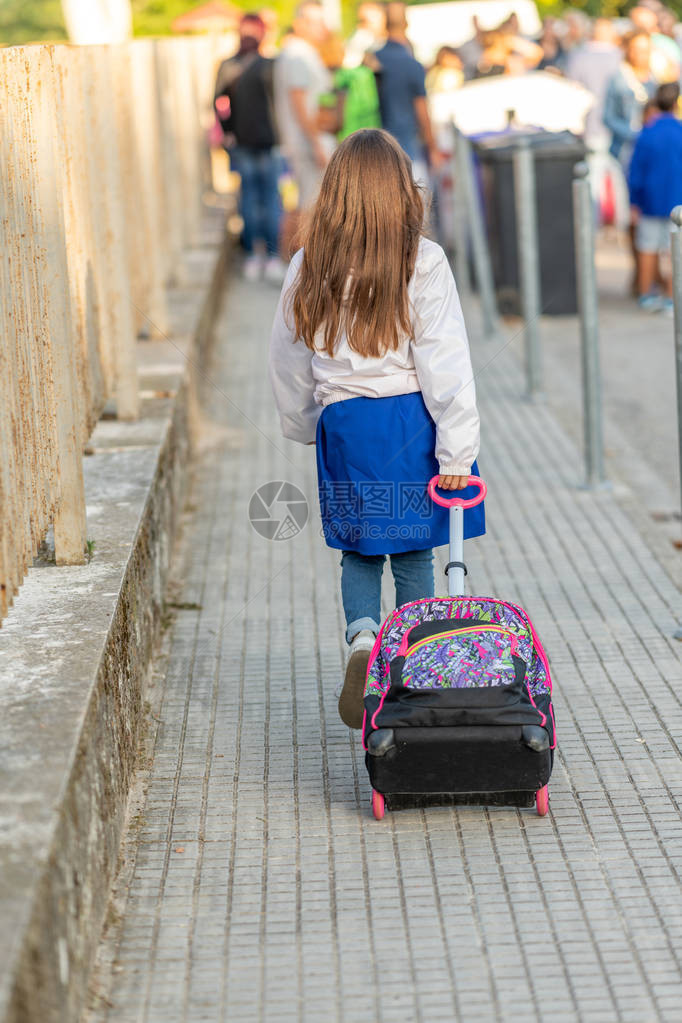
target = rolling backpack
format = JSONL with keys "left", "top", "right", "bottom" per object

{"left": 362, "top": 476, "right": 555, "bottom": 820}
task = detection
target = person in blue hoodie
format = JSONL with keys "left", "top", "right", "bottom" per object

{"left": 628, "top": 82, "right": 682, "bottom": 312}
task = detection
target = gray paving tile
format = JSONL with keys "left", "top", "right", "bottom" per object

{"left": 85, "top": 276, "right": 682, "bottom": 1023}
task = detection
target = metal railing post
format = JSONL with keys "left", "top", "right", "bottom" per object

{"left": 573, "top": 162, "right": 606, "bottom": 488}
{"left": 513, "top": 139, "right": 543, "bottom": 398}
{"left": 670, "top": 207, "right": 682, "bottom": 632}
{"left": 454, "top": 127, "right": 499, "bottom": 340}
{"left": 670, "top": 207, "right": 682, "bottom": 639}
{"left": 451, "top": 127, "right": 471, "bottom": 300}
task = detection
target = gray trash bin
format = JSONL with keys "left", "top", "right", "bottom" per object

{"left": 473, "top": 130, "right": 586, "bottom": 315}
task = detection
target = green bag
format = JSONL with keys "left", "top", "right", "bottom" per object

{"left": 334, "top": 65, "right": 380, "bottom": 140}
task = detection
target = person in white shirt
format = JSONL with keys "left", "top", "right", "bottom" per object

{"left": 269, "top": 129, "right": 484, "bottom": 728}
{"left": 343, "top": 1, "right": 386, "bottom": 68}
{"left": 274, "top": 1, "right": 336, "bottom": 210}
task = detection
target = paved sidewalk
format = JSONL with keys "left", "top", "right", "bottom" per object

{"left": 87, "top": 268, "right": 682, "bottom": 1023}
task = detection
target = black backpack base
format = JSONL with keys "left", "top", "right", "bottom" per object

{"left": 366, "top": 724, "right": 553, "bottom": 811}
{"left": 384, "top": 790, "right": 536, "bottom": 811}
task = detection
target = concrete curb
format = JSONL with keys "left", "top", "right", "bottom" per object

{"left": 1, "top": 226, "right": 231, "bottom": 1023}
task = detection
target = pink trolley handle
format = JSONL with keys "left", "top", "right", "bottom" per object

{"left": 427, "top": 475, "right": 487, "bottom": 509}
{"left": 427, "top": 475, "right": 487, "bottom": 596}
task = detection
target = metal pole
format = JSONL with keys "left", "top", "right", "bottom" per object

{"left": 513, "top": 139, "right": 543, "bottom": 399}
{"left": 573, "top": 162, "right": 606, "bottom": 488}
{"left": 455, "top": 128, "right": 500, "bottom": 340}
{"left": 448, "top": 505, "right": 465, "bottom": 597}
{"left": 670, "top": 207, "right": 682, "bottom": 633}
{"left": 450, "top": 128, "right": 471, "bottom": 300}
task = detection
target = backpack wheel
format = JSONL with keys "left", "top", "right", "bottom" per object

{"left": 371, "top": 789, "right": 385, "bottom": 820}
{"left": 535, "top": 785, "right": 549, "bottom": 817}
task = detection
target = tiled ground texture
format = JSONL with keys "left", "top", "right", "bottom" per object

{"left": 87, "top": 270, "right": 682, "bottom": 1023}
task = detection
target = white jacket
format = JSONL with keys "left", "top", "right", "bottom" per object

{"left": 268, "top": 237, "right": 480, "bottom": 476}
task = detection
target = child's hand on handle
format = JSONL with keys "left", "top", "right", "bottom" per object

{"left": 438, "top": 474, "right": 469, "bottom": 490}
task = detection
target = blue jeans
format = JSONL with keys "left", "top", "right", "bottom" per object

{"left": 229, "top": 147, "right": 281, "bottom": 255}
{"left": 341, "top": 549, "right": 434, "bottom": 644}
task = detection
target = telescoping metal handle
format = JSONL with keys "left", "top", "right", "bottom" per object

{"left": 427, "top": 475, "right": 487, "bottom": 597}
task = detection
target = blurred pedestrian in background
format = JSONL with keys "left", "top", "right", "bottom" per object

{"left": 562, "top": 10, "right": 591, "bottom": 61}
{"left": 344, "top": 1, "right": 386, "bottom": 68}
{"left": 214, "top": 13, "right": 286, "bottom": 283}
{"left": 426, "top": 45, "right": 464, "bottom": 98}
{"left": 425, "top": 42, "right": 463, "bottom": 161}
{"left": 274, "top": 0, "right": 335, "bottom": 224}
{"left": 537, "top": 17, "right": 567, "bottom": 73}
{"left": 472, "top": 16, "right": 543, "bottom": 78}
{"left": 317, "top": 34, "right": 347, "bottom": 135}
{"left": 566, "top": 18, "right": 621, "bottom": 151}
{"left": 425, "top": 46, "right": 464, "bottom": 246}
{"left": 473, "top": 29, "right": 518, "bottom": 77}
{"left": 630, "top": 3, "right": 681, "bottom": 82}
{"left": 374, "top": 1, "right": 442, "bottom": 187}
{"left": 604, "top": 31, "right": 656, "bottom": 167}
{"left": 214, "top": 0, "right": 682, "bottom": 298}
{"left": 566, "top": 17, "right": 630, "bottom": 239}
{"left": 258, "top": 7, "right": 280, "bottom": 57}
{"left": 656, "top": 7, "right": 682, "bottom": 68}
{"left": 629, "top": 81, "right": 682, "bottom": 311}
{"left": 603, "top": 30, "right": 657, "bottom": 292}
{"left": 323, "top": 34, "right": 381, "bottom": 139}
{"left": 457, "top": 15, "right": 485, "bottom": 80}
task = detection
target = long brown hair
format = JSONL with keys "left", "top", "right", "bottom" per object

{"left": 290, "top": 129, "right": 424, "bottom": 358}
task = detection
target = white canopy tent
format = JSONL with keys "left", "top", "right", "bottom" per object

{"left": 406, "top": 0, "right": 543, "bottom": 66}
{"left": 61, "top": 0, "right": 132, "bottom": 44}
{"left": 448, "top": 72, "right": 595, "bottom": 136}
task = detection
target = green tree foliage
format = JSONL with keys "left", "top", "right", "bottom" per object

{"left": 534, "top": 0, "right": 627, "bottom": 15}
{"left": 0, "top": 0, "right": 67, "bottom": 44}
{"left": 131, "top": 0, "right": 356, "bottom": 37}
{"left": 131, "top": 0, "right": 207, "bottom": 36}
{"left": 6, "top": 0, "right": 682, "bottom": 49}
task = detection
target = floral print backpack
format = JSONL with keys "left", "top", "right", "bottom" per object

{"left": 362, "top": 477, "right": 555, "bottom": 820}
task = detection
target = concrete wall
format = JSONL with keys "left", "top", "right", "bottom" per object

{"left": 0, "top": 35, "right": 232, "bottom": 620}
{"left": 0, "top": 223, "right": 232, "bottom": 1023}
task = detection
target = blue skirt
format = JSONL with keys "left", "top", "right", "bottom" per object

{"left": 315, "top": 392, "right": 485, "bottom": 555}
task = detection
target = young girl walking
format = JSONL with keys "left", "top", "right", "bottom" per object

{"left": 269, "top": 129, "right": 484, "bottom": 729}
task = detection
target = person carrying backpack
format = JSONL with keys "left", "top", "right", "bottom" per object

{"left": 214, "top": 13, "right": 286, "bottom": 283}
{"left": 269, "top": 129, "right": 484, "bottom": 728}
